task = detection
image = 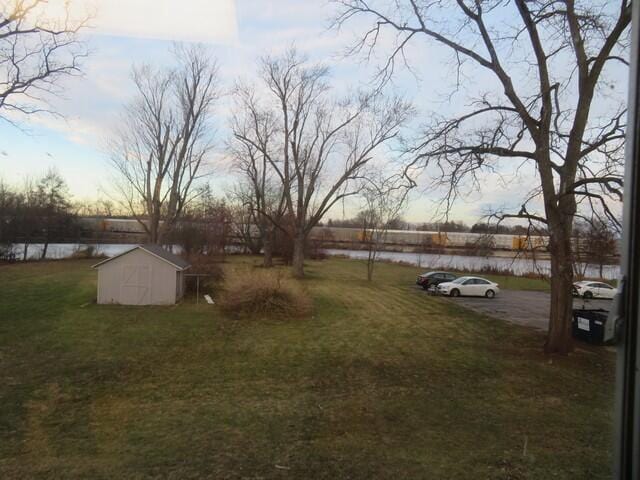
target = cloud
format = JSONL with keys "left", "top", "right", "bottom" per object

{"left": 34, "top": 0, "right": 239, "bottom": 43}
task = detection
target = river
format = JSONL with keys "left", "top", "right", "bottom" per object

{"left": 5, "top": 243, "right": 620, "bottom": 280}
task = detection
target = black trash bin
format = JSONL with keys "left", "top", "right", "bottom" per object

{"left": 572, "top": 309, "right": 612, "bottom": 345}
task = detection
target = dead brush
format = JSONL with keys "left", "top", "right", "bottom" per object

{"left": 185, "top": 254, "right": 225, "bottom": 295}
{"left": 219, "top": 269, "right": 312, "bottom": 318}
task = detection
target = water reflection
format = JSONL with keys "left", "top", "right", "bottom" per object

{"left": 7, "top": 243, "right": 619, "bottom": 280}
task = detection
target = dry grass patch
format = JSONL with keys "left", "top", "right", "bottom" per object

{"left": 219, "top": 268, "right": 312, "bottom": 318}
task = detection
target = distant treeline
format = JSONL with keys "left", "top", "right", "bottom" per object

{"left": 0, "top": 171, "right": 81, "bottom": 260}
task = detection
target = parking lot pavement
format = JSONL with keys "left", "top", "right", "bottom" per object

{"left": 438, "top": 289, "right": 612, "bottom": 330}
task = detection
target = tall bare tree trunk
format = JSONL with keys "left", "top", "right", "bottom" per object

{"left": 366, "top": 247, "right": 375, "bottom": 281}
{"left": 599, "top": 263, "right": 604, "bottom": 279}
{"left": 292, "top": 232, "right": 305, "bottom": 278}
{"left": 148, "top": 211, "right": 161, "bottom": 244}
{"left": 263, "top": 224, "right": 274, "bottom": 268}
{"left": 545, "top": 227, "right": 575, "bottom": 354}
{"left": 41, "top": 226, "right": 50, "bottom": 260}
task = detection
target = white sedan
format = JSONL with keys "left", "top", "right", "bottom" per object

{"left": 572, "top": 281, "right": 616, "bottom": 299}
{"left": 437, "top": 276, "right": 500, "bottom": 298}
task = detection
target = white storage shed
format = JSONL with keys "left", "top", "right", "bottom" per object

{"left": 93, "top": 245, "right": 191, "bottom": 305}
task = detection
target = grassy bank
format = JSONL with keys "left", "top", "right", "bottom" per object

{"left": 0, "top": 257, "right": 615, "bottom": 479}
{"left": 361, "top": 255, "right": 552, "bottom": 291}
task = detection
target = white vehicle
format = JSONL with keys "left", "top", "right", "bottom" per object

{"left": 437, "top": 276, "right": 500, "bottom": 298}
{"left": 572, "top": 281, "right": 616, "bottom": 299}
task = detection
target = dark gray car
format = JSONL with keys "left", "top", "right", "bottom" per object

{"left": 416, "top": 271, "right": 457, "bottom": 290}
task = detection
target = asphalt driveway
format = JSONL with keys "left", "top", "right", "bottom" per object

{"left": 440, "top": 290, "right": 612, "bottom": 330}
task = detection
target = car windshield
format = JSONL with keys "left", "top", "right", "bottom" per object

{"left": 451, "top": 277, "right": 469, "bottom": 284}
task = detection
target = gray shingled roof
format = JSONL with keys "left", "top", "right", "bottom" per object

{"left": 139, "top": 244, "right": 191, "bottom": 269}
{"left": 92, "top": 244, "right": 191, "bottom": 270}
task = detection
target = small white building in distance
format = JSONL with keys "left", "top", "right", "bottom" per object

{"left": 93, "top": 245, "right": 191, "bottom": 305}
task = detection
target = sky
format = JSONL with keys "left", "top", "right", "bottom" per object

{"left": 0, "top": 0, "right": 629, "bottom": 224}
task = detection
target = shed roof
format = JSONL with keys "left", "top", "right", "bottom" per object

{"left": 92, "top": 244, "right": 191, "bottom": 271}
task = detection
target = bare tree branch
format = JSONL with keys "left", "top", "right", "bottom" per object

{"left": 109, "top": 45, "right": 219, "bottom": 244}
{"left": 231, "top": 48, "right": 412, "bottom": 277}
{"left": 0, "top": 0, "right": 90, "bottom": 122}
{"left": 333, "top": 0, "right": 630, "bottom": 354}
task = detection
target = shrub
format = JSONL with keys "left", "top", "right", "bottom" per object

{"left": 70, "top": 245, "right": 103, "bottom": 259}
{"left": 185, "top": 254, "right": 225, "bottom": 294}
{"left": 219, "top": 269, "right": 312, "bottom": 318}
{"left": 0, "top": 243, "right": 16, "bottom": 262}
{"left": 167, "top": 198, "right": 232, "bottom": 257}
{"left": 308, "top": 228, "right": 334, "bottom": 260}
{"left": 308, "top": 248, "right": 328, "bottom": 260}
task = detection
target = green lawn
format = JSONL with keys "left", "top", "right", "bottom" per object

{"left": 0, "top": 257, "right": 615, "bottom": 479}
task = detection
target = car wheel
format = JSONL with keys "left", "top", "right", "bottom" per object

{"left": 583, "top": 291, "right": 593, "bottom": 299}
{"left": 485, "top": 289, "right": 495, "bottom": 299}
{"left": 450, "top": 289, "right": 460, "bottom": 297}
{"left": 422, "top": 284, "right": 429, "bottom": 290}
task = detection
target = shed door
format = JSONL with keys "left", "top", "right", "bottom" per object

{"left": 120, "top": 265, "right": 151, "bottom": 305}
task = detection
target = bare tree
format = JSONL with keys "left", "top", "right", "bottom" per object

{"left": 16, "top": 176, "right": 37, "bottom": 260}
{"left": 1, "top": 172, "right": 71, "bottom": 260}
{"left": 334, "top": 0, "right": 630, "bottom": 354}
{"left": 586, "top": 220, "right": 619, "bottom": 279}
{"left": 360, "top": 175, "right": 408, "bottom": 281}
{"left": 1, "top": 0, "right": 89, "bottom": 122}
{"left": 109, "top": 45, "right": 219, "bottom": 244}
{"left": 73, "top": 198, "right": 118, "bottom": 217}
{"left": 0, "top": 178, "right": 18, "bottom": 258}
{"left": 227, "top": 182, "right": 262, "bottom": 255}
{"left": 233, "top": 49, "right": 411, "bottom": 277}
{"left": 229, "top": 86, "right": 286, "bottom": 266}
{"left": 35, "top": 168, "right": 73, "bottom": 259}
{"left": 168, "top": 188, "right": 231, "bottom": 257}
{"left": 574, "top": 218, "right": 619, "bottom": 279}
